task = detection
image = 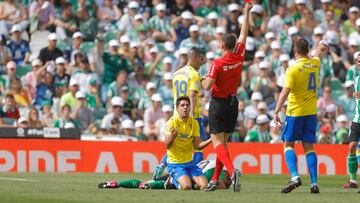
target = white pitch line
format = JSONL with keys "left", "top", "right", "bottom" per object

{"left": 0, "top": 177, "right": 39, "bottom": 182}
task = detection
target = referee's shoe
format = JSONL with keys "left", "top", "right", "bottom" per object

{"left": 232, "top": 169, "right": 241, "bottom": 192}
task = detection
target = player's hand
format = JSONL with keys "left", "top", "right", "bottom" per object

{"left": 353, "top": 92, "right": 360, "bottom": 99}
{"left": 273, "top": 113, "right": 282, "bottom": 130}
{"left": 170, "top": 128, "right": 178, "bottom": 139}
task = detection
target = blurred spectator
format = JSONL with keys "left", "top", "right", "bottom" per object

{"left": 7, "top": 25, "right": 30, "bottom": 65}
{"left": 179, "top": 24, "right": 207, "bottom": 51}
{"left": 107, "top": 70, "right": 128, "bottom": 101}
{"left": 318, "top": 123, "right": 334, "bottom": 144}
{"left": 78, "top": 8, "right": 98, "bottom": 42}
{"left": 0, "top": 94, "right": 20, "bottom": 126}
{"left": 53, "top": 57, "right": 70, "bottom": 88}
{"left": 245, "top": 114, "right": 271, "bottom": 143}
{"left": 120, "top": 85, "right": 135, "bottom": 119}
{"left": 342, "top": 6, "right": 359, "bottom": 36}
{"left": 296, "top": 8, "right": 319, "bottom": 42}
{"left": 201, "top": 12, "right": 219, "bottom": 43}
{"left": 27, "top": 107, "right": 43, "bottom": 128}
{"left": 86, "top": 78, "right": 101, "bottom": 109}
{"left": 269, "top": 120, "right": 281, "bottom": 144}
{"left": 53, "top": 104, "right": 79, "bottom": 128}
{"left": 122, "top": 119, "right": 135, "bottom": 137}
{"left": 72, "top": 54, "right": 98, "bottom": 93}
{"left": 38, "top": 33, "right": 63, "bottom": 63}
{"left": 345, "top": 51, "right": 360, "bottom": 83}
{"left": 0, "top": 35, "right": 12, "bottom": 74}
{"left": 22, "top": 59, "right": 45, "bottom": 99}
{"left": 8, "top": 78, "right": 30, "bottom": 108}
{"left": 118, "top": 1, "right": 139, "bottom": 36}
{"left": 29, "top": 0, "right": 57, "bottom": 31}
{"left": 72, "top": 91, "right": 93, "bottom": 132}
{"left": 149, "top": 3, "right": 176, "bottom": 42}
{"left": 244, "top": 92, "right": 262, "bottom": 121}
{"left": 53, "top": 2, "right": 78, "bottom": 41}
{"left": 170, "top": 0, "right": 194, "bottom": 17}
{"left": 34, "top": 72, "right": 55, "bottom": 106}
{"left": 196, "top": 0, "right": 218, "bottom": 17}
{"left": 134, "top": 120, "right": 147, "bottom": 141}
{"left": 317, "top": 86, "right": 336, "bottom": 115}
{"left": 64, "top": 32, "right": 83, "bottom": 63}
{"left": 0, "top": 0, "right": 28, "bottom": 37}
{"left": 154, "top": 104, "right": 173, "bottom": 141}
{"left": 109, "top": 118, "right": 120, "bottom": 135}
{"left": 41, "top": 100, "right": 56, "bottom": 127}
{"left": 137, "top": 81, "right": 156, "bottom": 111}
{"left": 224, "top": 3, "right": 240, "bottom": 36}
{"left": 335, "top": 114, "right": 349, "bottom": 144}
{"left": 102, "top": 40, "right": 129, "bottom": 100}
{"left": 60, "top": 78, "right": 79, "bottom": 108}
{"left": 97, "top": 0, "right": 121, "bottom": 31}
{"left": 158, "top": 72, "right": 174, "bottom": 106}
{"left": 144, "top": 93, "right": 163, "bottom": 135}
{"left": 88, "top": 35, "right": 105, "bottom": 79}
{"left": 0, "top": 61, "right": 18, "bottom": 95}
{"left": 267, "top": 4, "right": 288, "bottom": 35}
{"left": 101, "top": 97, "right": 129, "bottom": 130}
{"left": 17, "top": 117, "right": 28, "bottom": 128}
{"left": 337, "top": 81, "right": 356, "bottom": 120}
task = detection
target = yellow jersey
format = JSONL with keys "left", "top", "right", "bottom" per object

{"left": 284, "top": 57, "right": 321, "bottom": 117}
{"left": 172, "top": 66, "right": 201, "bottom": 118}
{"left": 165, "top": 115, "right": 200, "bottom": 164}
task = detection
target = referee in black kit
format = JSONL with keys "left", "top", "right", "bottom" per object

{"left": 201, "top": 2, "right": 252, "bottom": 192}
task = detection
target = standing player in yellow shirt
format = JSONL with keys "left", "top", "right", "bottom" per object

{"left": 165, "top": 96, "right": 209, "bottom": 190}
{"left": 273, "top": 39, "right": 328, "bottom": 194}
{"left": 152, "top": 48, "right": 208, "bottom": 180}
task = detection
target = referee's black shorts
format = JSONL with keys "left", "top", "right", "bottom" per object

{"left": 209, "top": 97, "right": 238, "bottom": 134}
{"left": 349, "top": 122, "right": 360, "bottom": 143}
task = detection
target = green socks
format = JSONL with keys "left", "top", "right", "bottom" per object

{"left": 118, "top": 179, "right": 142, "bottom": 188}
{"left": 348, "top": 154, "right": 358, "bottom": 182}
{"left": 148, "top": 180, "right": 165, "bottom": 189}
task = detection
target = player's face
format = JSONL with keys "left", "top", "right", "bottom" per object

{"left": 356, "top": 57, "right": 360, "bottom": 67}
{"left": 177, "top": 100, "right": 190, "bottom": 118}
{"left": 223, "top": 171, "right": 232, "bottom": 187}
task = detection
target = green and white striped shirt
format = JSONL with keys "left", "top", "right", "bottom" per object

{"left": 353, "top": 76, "right": 360, "bottom": 123}
{"left": 149, "top": 16, "right": 172, "bottom": 35}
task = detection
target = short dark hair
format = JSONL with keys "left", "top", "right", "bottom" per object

{"left": 188, "top": 47, "right": 205, "bottom": 59}
{"left": 221, "top": 33, "right": 237, "bottom": 50}
{"left": 176, "top": 96, "right": 190, "bottom": 107}
{"left": 294, "top": 38, "right": 309, "bottom": 55}
{"left": 111, "top": 118, "right": 120, "bottom": 125}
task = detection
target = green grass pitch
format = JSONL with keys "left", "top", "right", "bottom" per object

{"left": 0, "top": 173, "right": 358, "bottom": 203}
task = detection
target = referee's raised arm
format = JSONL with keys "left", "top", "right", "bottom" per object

{"left": 238, "top": 2, "right": 253, "bottom": 45}
{"left": 201, "top": 2, "right": 252, "bottom": 91}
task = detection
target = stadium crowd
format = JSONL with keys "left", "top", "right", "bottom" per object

{"left": 0, "top": 0, "right": 359, "bottom": 144}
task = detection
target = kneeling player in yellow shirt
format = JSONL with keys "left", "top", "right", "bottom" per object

{"left": 165, "top": 96, "right": 210, "bottom": 190}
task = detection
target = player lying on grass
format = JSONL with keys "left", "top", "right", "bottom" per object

{"left": 97, "top": 160, "right": 231, "bottom": 190}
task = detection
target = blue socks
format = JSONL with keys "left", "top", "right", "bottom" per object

{"left": 161, "top": 154, "right": 168, "bottom": 167}
{"left": 306, "top": 151, "right": 318, "bottom": 185}
{"left": 284, "top": 148, "right": 299, "bottom": 178}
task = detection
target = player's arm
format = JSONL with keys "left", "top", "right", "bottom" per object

{"left": 237, "top": 2, "right": 253, "bottom": 44}
{"left": 189, "top": 90, "right": 198, "bottom": 117}
{"left": 165, "top": 128, "right": 178, "bottom": 149}
{"left": 273, "top": 87, "right": 291, "bottom": 121}
{"left": 202, "top": 77, "right": 215, "bottom": 90}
